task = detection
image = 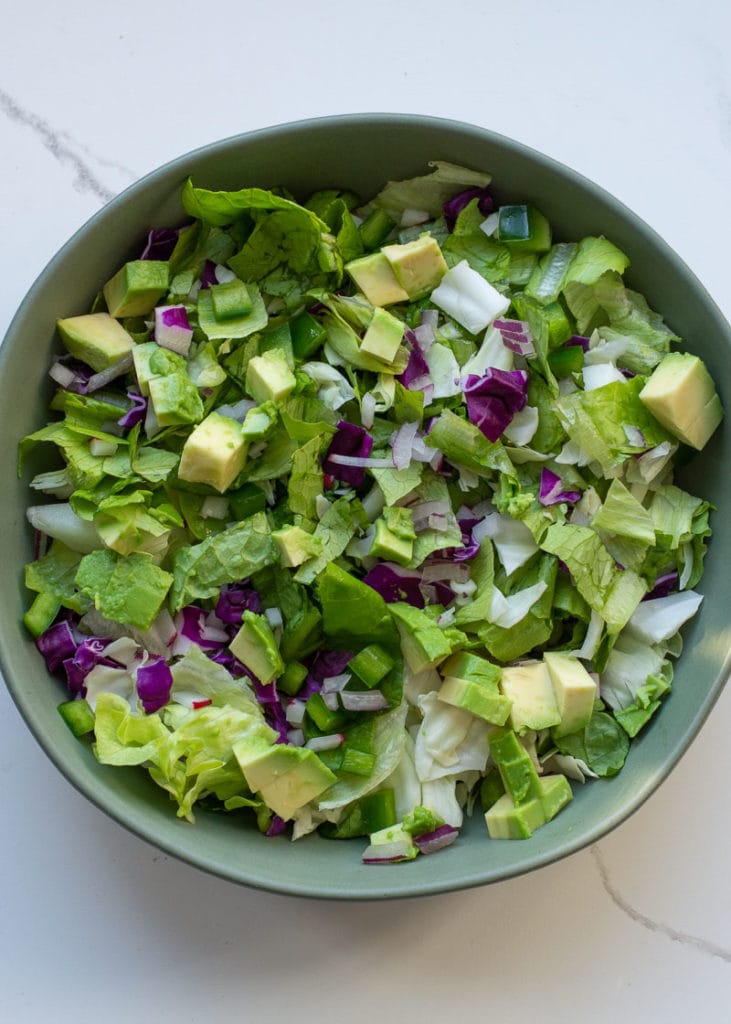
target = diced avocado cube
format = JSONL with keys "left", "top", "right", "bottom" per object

{"left": 103, "top": 260, "right": 169, "bottom": 317}
{"left": 148, "top": 372, "right": 204, "bottom": 427}
{"left": 178, "top": 411, "right": 249, "bottom": 493}
{"left": 57, "top": 313, "right": 135, "bottom": 373}
{"left": 229, "top": 610, "right": 284, "bottom": 684}
{"left": 639, "top": 351, "right": 723, "bottom": 450}
{"left": 484, "top": 774, "right": 572, "bottom": 840}
{"left": 488, "top": 728, "right": 543, "bottom": 806}
{"left": 543, "top": 650, "right": 597, "bottom": 738}
{"left": 246, "top": 349, "right": 297, "bottom": 405}
{"left": 241, "top": 401, "right": 279, "bottom": 441}
{"left": 234, "top": 739, "right": 336, "bottom": 820}
{"left": 497, "top": 205, "right": 552, "bottom": 253}
{"left": 360, "top": 307, "right": 405, "bottom": 364}
{"left": 345, "top": 251, "right": 409, "bottom": 307}
{"left": 500, "top": 660, "right": 561, "bottom": 734}
{"left": 273, "top": 525, "right": 321, "bottom": 568}
{"left": 291, "top": 311, "right": 327, "bottom": 360}
{"left": 538, "top": 774, "right": 573, "bottom": 822}
{"left": 131, "top": 341, "right": 160, "bottom": 396}
{"left": 209, "top": 279, "right": 253, "bottom": 321}
{"left": 388, "top": 602, "right": 453, "bottom": 673}
{"left": 348, "top": 644, "right": 395, "bottom": 688}
{"left": 369, "top": 518, "right": 413, "bottom": 567}
{"left": 485, "top": 792, "right": 545, "bottom": 839}
{"left": 278, "top": 661, "right": 309, "bottom": 697}
{"left": 364, "top": 822, "right": 418, "bottom": 861}
{"left": 438, "top": 676, "right": 511, "bottom": 726}
{"left": 381, "top": 235, "right": 448, "bottom": 299}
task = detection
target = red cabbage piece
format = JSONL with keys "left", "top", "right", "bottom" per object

{"left": 136, "top": 657, "right": 173, "bottom": 713}
{"left": 363, "top": 563, "right": 425, "bottom": 607}
{"left": 565, "top": 335, "right": 590, "bottom": 352}
{"left": 266, "top": 814, "right": 287, "bottom": 837}
{"left": 207, "top": 647, "right": 250, "bottom": 678}
{"left": 63, "top": 636, "right": 120, "bottom": 694}
{"left": 254, "top": 680, "right": 289, "bottom": 743}
{"left": 413, "top": 824, "right": 459, "bottom": 854}
{"left": 117, "top": 390, "right": 147, "bottom": 429}
{"left": 644, "top": 571, "right": 679, "bottom": 601}
{"left": 323, "top": 421, "right": 374, "bottom": 487}
{"left": 37, "top": 620, "right": 78, "bottom": 673}
{"left": 199, "top": 260, "right": 218, "bottom": 289}
{"left": 493, "top": 319, "right": 535, "bottom": 357}
{"left": 216, "top": 584, "right": 262, "bottom": 626}
{"left": 397, "top": 335, "right": 431, "bottom": 390}
{"left": 177, "top": 606, "right": 229, "bottom": 650}
{"left": 463, "top": 370, "right": 528, "bottom": 442}
{"left": 539, "top": 468, "right": 582, "bottom": 506}
{"left": 443, "top": 187, "right": 494, "bottom": 233}
{"left": 140, "top": 227, "right": 179, "bottom": 261}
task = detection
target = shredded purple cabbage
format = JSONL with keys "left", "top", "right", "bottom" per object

{"left": 117, "top": 390, "right": 147, "bottom": 429}
{"left": 397, "top": 337, "right": 431, "bottom": 390}
{"left": 363, "top": 563, "right": 425, "bottom": 607}
{"left": 463, "top": 370, "right": 528, "bottom": 442}
{"left": 199, "top": 260, "right": 218, "bottom": 289}
{"left": 644, "top": 571, "right": 679, "bottom": 600}
{"left": 136, "top": 657, "right": 173, "bottom": 713}
{"left": 254, "top": 680, "right": 289, "bottom": 743}
{"left": 215, "top": 584, "right": 262, "bottom": 626}
{"left": 62, "top": 637, "right": 119, "bottom": 694}
{"left": 266, "top": 814, "right": 288, "bottom": 837}
{"left": 443, "top": 187, "right": 494, "bottom": 233}
{"left": 323, "top": 420, "right": 374, "bottom": 487}
{"left": 36, "top": 620, "right": 78, "bottom": 673}
{"left": 140, "top": 227, "right": 179, "bottom": 261}
{"left": 565, "top": 335, "right": 590, "bottom": 352}
{"left": 539, "top": 468, "right": 582, "bottom": 506}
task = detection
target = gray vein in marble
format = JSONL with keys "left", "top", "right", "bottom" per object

{"left": 0, "top": 87, "right": 117, "bottom": 202}
{"left": 592, "top": 845, "right": 731, "bottom": 964}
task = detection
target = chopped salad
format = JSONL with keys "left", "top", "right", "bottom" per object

{"left": 21, "top": 160, "right": 723, "bottom": 861}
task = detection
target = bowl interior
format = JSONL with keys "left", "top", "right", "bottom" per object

{"left": 2, "top": 113, "right": 730, "bottom": 899}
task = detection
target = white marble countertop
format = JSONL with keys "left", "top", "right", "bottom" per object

{"left": 2, "top": 2, "right": 731, "bottom": 1020}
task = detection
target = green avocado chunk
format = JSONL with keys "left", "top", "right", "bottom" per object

{"left": 233, "top": 737, "right": 336, "bottom": 821}
{"left": 229, "top": 610, "right": 285, "bottom": 684}
{"left": 639, "top": 351, "right": 723, "bottom": 450}
{"left": 57, "top": 313, "right": 135, "bottom": 372}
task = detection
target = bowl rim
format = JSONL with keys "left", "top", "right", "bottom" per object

{"left": 2, "top": 112, "right": 730, "bottom": 899}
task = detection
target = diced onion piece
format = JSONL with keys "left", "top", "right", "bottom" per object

{"left": 413, "top": 824, "right": 459, "bottom": 854}
{"left": 285, "top": 699, "right": 307, "bottom": 726}
{"left": 340, "top": 690, "right": 388, "bottom": 712}
{"left": 200, "top": 496, "right": 229, "bottom": 519}
{"left": 305, "top": 733, "right": 344, "bottom": 752}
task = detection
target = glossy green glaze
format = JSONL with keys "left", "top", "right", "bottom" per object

{"left": 1, "top": 114, "right": 729, "bottom": 899}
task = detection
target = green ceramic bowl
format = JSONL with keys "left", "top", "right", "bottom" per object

{"left": 1, "top": 114, "right": 729, "bottom": 899}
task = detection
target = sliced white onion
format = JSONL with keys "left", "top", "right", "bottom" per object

{"left": 85, "top": 353, "right": 134, "bottom": 393}
{"left": 361, "top": 391, "right": 377, "bottom": 429}
{"left": 327, "top": 453, "right": 395, "bottom": 469}
{"left": 321, "top": 673, "right": 351, "bottom": 693}
{"left": 215, "top": 398, "right": 257, "bottom": 422}
{"left": 89, "top": 438, "right": 118, "bottom": 457}
{"left": 285, "top": 699, "right": 307, "bottom": 726}
{"left": 49, "top": 361, "right": 80, "bottom": 388}
{"left": 340, "top": 690, "right": 389, "bottom": 712}
{"left": 306, "top": 733, "right": 344, "bottom": 752}
{"left": 391, "top": 421, "right": 419, "bottom": 470}
{"left": 201, "top": 496, "right": 229, "bottom": 519}
{"left": 26, "top": 503, "right": 101, "bottom": 553}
